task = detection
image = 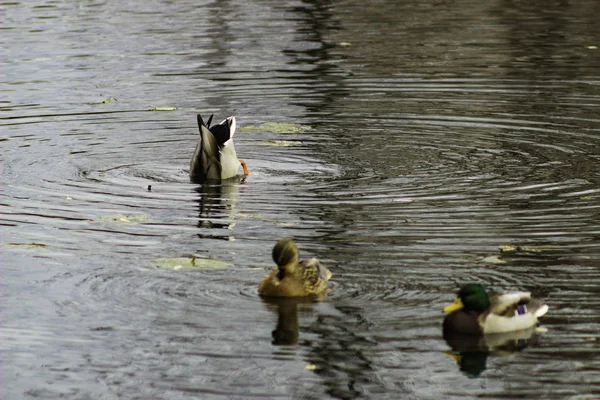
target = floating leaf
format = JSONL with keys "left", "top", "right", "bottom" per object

{"left": 267, "top": 140, "right": 303, "bottom": 147}
{"left": 149, "top": 105, "right": 177, "bottom": 111}
{"left": 339, "top": 42, "right": 351, "bottom": 47}
{"left": 237, "top": 212, "right": 261, "bottom": 219}
{"left": 499, "top": 244, "right": 519, "bottom": 252}
{"left": 240, "top": 122, "right": 310, "bottom": 134}
{"left": 305, "top": 363, "right": 317, "bottom": 370}
{"left": 152, "top": 255, "right": 233, "bottom": 269}
{"left": 579, "top": 196, "right": 596, "bottom": 201}
{"left": 65, "top": 195, "right": 73, "bottom": 200}
{"left": 5, "top": 242, "right": 47, "bottom": 250}
{"left": 98, "top": 97, "right": 117, "bottom": 104}
{"left": 93, "top": 214, "right": 149, "bottom": 224}
{"left": 482, "top": 255, "right": 506, "bottom": 264}
{"left": 587, "top": 45, "right": 597, "bottom": 50}
{"left": 499, "top": 244, "right": 561, "bottom": 253}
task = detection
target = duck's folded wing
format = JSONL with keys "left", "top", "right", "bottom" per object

{"left": 488, "top": 292, "right": 531, "bottom": 316}
{"left": 482, "top": 291, "right": 548, "bottom": 334}
{"left": 301, "top": 258, "right": 332, "bottom": 281}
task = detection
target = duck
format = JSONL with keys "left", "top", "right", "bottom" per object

{"left": 189, "top": 114, "right": 249, "bottom": 183}
{"left": 258, "top": 238, "right": 332, "bottom": 298}
{"left": 443, "top": 283, "right": 548, "bottom": 335}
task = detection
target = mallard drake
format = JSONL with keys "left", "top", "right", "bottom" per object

{"left": 258, "top": 238, "right": 332, "bottom": 298}
{"left": 443, "top": 284, "right": 548, "bottom": 335}
{"left": 189, "top": 114, "right": 249, "bottom": 183}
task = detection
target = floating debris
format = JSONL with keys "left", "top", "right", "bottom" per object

{"left": 305, "top": 363, "right": 317, "bottom": 370}
{"left": 498, "top": 244, "right": 560, "bottom": 253}
{"left": 152, "top": 255, "right": 233, "bottom": 269}
{"left": 149, "top": 105, "right": 177, "bottom": 111}
{"left": 93, "top": 214, "right": 149, "bottom": 225}
{"left": 267, "top": 140, "right": 303, "bottom": 147}
{"left": 482, "top": 255, "right": 506, "bottom": 264}
{"left": 240, "top": 122, "right": 310, "bottom": 134}
{"left": 5, "top": 242, "right": 47, "bottom": 250}
{"left": 499, "top": 244, "right": 520, "bottom": 253}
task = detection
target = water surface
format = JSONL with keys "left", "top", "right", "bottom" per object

{"left": 2, "top": 0, "right": 600, "bottom": 399}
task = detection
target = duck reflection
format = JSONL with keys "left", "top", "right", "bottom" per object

{"left": 261, "top": 297, "right": 316, "bottom": 346}
{"left": 443, "top": 327, "right": 541, "bottom": 377}
{"left": 196, "top": 182, "right": 240, "bottom": 240}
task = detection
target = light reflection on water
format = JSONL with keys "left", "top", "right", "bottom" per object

{"left": 2, "top": 0, "right": 600, "bottom": 399}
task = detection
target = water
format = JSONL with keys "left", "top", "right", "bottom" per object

{"left": 2, "top": 0, "right": 600, "bottom": 399}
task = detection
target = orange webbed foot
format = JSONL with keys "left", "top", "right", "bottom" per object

{"left": 240, "top": 159, "right": 249, "bottom": 176}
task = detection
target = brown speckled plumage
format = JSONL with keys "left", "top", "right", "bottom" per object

{"left": 258, "top": 238, "right": 332, "bottom": 298}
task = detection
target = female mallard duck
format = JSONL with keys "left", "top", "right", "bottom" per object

{"left": 443, "top": 284, "right": 548, "bottom": 335}
{"left": 189, "top": 114, "right": 249, "bottom": 183}
{"left": 258, "top": 238, "right": 332, "bottom": 298}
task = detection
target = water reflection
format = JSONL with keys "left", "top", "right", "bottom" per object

{"left": 305, "top": 305, "right": 377, "bottom": 400}
{"left": 3, "top": 0, "right": 600, "bottom": 398}
{"left": 262, "top": 297, "right": 316, "bottom": 346}
{"left": 444, "top": 327, "right": 541, "bottom": 378}
{"left": 262, "top": 296, "right": 378, "bottom": 399}
{"left": 196, "top": 182, "right": 240, "bottom": 240}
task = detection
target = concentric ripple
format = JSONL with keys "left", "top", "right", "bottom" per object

{"left": 2, "top": 0, "right": 600, "bottom": 399}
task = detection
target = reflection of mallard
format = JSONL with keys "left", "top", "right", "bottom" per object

{"left": 443, "top": 284, "right": 548, "bottom": 335}
{"left": 444, "top": 327, "right": 540, "bottom": 377}
{"left": 189, "top": 114, "right": 249, "bottom": 183}
{"left": 258, "top": 238, "right": 332, "bottom": 298}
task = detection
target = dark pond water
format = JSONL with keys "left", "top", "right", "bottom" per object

{"left": 2, "top": 0, "right": 600, "bottom": 399}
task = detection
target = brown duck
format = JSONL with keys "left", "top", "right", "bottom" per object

{"left": 258, "top": 238, "right": 332, "bottom": 298}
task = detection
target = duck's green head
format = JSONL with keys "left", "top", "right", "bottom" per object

{"left": 444, "top": 284, "right": 489, "bottom": 313}
{"left": 272, "top": 238, "right": 299, "bottom": 267}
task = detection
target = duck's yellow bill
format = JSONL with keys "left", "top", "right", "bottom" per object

{"left": 443, "top": 297, "right": 464, "bottom": 313}
{"left": 444, "top": 351, "right": 463, "bottom": 363}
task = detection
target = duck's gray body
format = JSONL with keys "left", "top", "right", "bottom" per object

{"left": 190, "top": 114, "right": 241, "bottom": 183}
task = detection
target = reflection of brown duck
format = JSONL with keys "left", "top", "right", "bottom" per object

{"left": 258, "top": 238, "right": 332, "bottom": 298}
{"left": 262, "top": 297, "right": 315, "bottom": 346}
{"left": 443, "top": 284, "right": 548, "bottom": 335}
{"left": 272, "top": 300, "right": 299, "bottom": 345}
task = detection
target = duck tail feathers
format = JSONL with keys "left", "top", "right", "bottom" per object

{"left": 197, "top": 114, "right": 214, "bottom": 131}
{"left": 534, "top": 304, "right": 549, "bottom": 318}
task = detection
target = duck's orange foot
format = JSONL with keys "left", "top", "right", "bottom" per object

{"left": 240, "top": 159, "right": 249, "bottom": 176}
